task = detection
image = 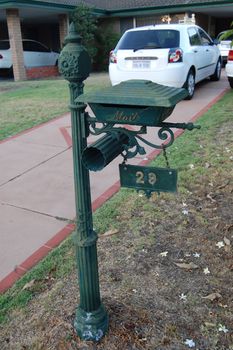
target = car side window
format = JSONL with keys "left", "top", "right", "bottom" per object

{"left": 198, "top": 29, "right": 212, "bottom": 45}
{"left": 33, "top": 42, "right": 50, "bottom": 52}
{"left": 23, "top": 41, "right": 33, "bottom": 51}
{"left": 0, "top": 41, "right": 10, "bottom": 49}
{"left": 188, "top": 27, "right": 201, "bottom": 46}
{"left": 23, "top": 41, "right": 50, "bottom": 52}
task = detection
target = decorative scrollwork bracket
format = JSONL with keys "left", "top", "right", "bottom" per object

{"left": 86, "top": 113, "right": 200, "bottom": 163}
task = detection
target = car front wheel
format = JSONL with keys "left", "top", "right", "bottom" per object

{"left": 210, "top": 59, "right": 221, "bottom": 81}
{"left": 184, "top": 70, "right": 195, "bottom": 100}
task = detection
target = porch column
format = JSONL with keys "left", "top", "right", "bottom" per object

{"left": 59, "top": 14, "right": 69, "bottom": 49}
{"left": 6, "top": 9, "right": 26, "bottom": 81}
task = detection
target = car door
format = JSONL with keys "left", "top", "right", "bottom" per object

{"left": 31, "top": 41, "right": 54, "bottom": 66}
{"left": 187, "top": 27, "right": 206, "bottom": 82}
{"left": 23, "top": 40, "right": 55, "bottom": 67}
{"left": 198, "top": 28, "right": 217, "bottom": 77}
{"left": 23, "top": 40, "right": 41, "bottom": 67}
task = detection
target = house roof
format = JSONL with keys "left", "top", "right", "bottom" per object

{"left": 87, "top": 0, "right": 232, "bottom": 11}
{"left": 0, "top": 0, "right": 232, "bottom": 19}
{"left": 31, "top": 0, "right": 233, "bottom": 11}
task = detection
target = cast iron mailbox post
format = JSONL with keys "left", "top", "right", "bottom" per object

{"left": 59, "top": 23, "right": 200, "bottom": 342}
{"left": 58, "top": 23, "right": 108, "bottom": 341}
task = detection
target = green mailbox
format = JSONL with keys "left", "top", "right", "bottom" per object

{"left": 77, "top": 79, "right": 187, "bottom": 127}
{"left": 78, "top": 79, "right": 200, "bottom": 196}
{"left": 77, "top": 80, "right": 192, "bottom": 173}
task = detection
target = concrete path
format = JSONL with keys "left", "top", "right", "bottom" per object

{"left": 0, "top": 72, "right": 229, "bottom": 292}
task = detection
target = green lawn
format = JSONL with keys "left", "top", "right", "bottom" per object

{"left": 0, "top": 73, "right": 110, "bottom": 141}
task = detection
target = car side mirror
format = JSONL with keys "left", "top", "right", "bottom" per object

{"left": 213, "top": 39, "right": 219, "bottom": 45}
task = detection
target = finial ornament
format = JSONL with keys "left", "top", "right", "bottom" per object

{"left": 58, "top": 22, "right": 91, "bottom": 82}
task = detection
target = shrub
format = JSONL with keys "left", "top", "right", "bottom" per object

{"left": 71, "top": 3, "right": 97, "bottom": 60}
{"left": 219, "top": 20, "right": 233, "bottom": 45}
{"left": 93, "top": 26, "right": 121, "bottom": 71}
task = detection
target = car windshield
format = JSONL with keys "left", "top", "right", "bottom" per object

{"left": 116, "top": 29, "right": 180, "bottom": 50}
{"left": 0, "top": 40, "right": 10, "bottom": 49}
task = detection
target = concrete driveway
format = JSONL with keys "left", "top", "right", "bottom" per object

{"left": 0, "top": 71, "right": 229, "bottom": 292}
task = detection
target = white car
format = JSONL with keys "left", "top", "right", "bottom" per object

{"left": 225, "top": 48, "right": 233, "bottom": 88}
{"left": 0, "top": 39, "right": 59, "bottom": 72}
{"left": 216, "top": 31, "right": 233, "bottom": 64}
{"left": 109, "top": 24, "right": 221, "bottom": 99}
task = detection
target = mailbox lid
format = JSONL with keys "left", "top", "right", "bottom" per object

{"left": 76, "top": 80, "right": 188, "bottom": 107}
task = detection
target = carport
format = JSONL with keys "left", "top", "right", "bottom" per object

{"left": 0, "top": 1, "right": 78, "bottom": 80}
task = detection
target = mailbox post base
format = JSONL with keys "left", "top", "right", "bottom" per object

{"left": 74, "top": 304, "right": 109, "bottom": 341}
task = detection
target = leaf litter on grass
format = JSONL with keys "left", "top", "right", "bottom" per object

{"left": 0, "top": 95, "right": 233, "bottom": 349}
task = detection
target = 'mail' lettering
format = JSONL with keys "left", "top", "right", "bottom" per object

{"left": 114, "top": 110, "right": 139, "bottom": 122}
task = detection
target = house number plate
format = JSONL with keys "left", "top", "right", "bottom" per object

{"left": 119, "top": 164, "right": 177, "bottom": 193}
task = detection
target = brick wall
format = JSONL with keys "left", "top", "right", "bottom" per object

{"left": 59, "top": 14, "right": 69, "bottom": 48}
{"left": 26, "top": 66, "right": 59, "bottom": 79}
